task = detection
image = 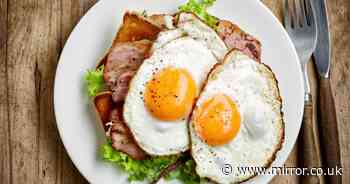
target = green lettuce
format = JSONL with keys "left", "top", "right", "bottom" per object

{"left": 179, "top": 0, "right": 219, "bottom": 29}
{"left": 165, "top": 157, "right": 203, "bottom": 184}
{"left": 85, "top": 65, "right": 105, "bottom": 97}
{"left": 101, "top": 142, "right": 179, "bottom": 181}
{"left": 101, "top": 142, "right": 203, "bottom": 183}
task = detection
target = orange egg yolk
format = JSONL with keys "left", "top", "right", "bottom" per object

{"left": 194, "top": 94, "right": 240, "bottom": 146}
{"left": 144, "top": 67, "right": 197, "bottom": 121}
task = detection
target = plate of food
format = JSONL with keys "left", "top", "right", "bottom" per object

{"left": 54, "top": 0, "right": 304, "bottom": 183}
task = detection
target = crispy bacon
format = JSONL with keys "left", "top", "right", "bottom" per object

{"left": 115, "top": 12, "right": 161, "bottom": 43}
{"left": 94, "top": 91, "right": 114, "bottom": 127}
{"left": 103, "top": 40, "right": 152, "bottom": 103}
{"left": 109, "top": 108, "right": 147, "bottom": 160}
{"left": 217, "top": 20, "right": 262, "bottom": 62}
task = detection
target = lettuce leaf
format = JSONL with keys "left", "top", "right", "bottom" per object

{"left": 178, "top": 0, "right": 218, "bottom": 29}
{"left": 165, "top": 157, "right": 203, "bottom": 184}
{"left": 101, "top": 142, "right": 204, "bottom": 183}
{"left": 101, "top": 142, "right": 179, "bottom": 181}
{"left": 85, "top": 65, "right": 105, "bottom": 97}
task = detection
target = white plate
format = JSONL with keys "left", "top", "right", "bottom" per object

{"left": 54, "top": 0, "right": 304, "bottom": 183}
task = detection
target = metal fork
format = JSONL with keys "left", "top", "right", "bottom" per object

{"left": 284, "top": 0, "right": 317, "bottom": 101}
{"left": 284, "top": 1, "right": 324, "bottom": 184}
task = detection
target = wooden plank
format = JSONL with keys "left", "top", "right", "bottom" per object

{"left": 61, "top": 0, "right": 96, "bottom": 44}
{"left": 32, "top": 0, "right": 62, "bottom": 184}
{"left": 327, "top": 0, "right": 350, "bottom": 183}
{"left": 5, "top": 0, "right": 86, "bottom": 183}
{"left": 0, "top": 0, "right": 10, "bottom": 184}
{"left": 7, "top": 0, "right": 41, "bottom": 183}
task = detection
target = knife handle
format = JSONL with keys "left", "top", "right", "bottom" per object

{"left": 298, "top": 96, "right": 324, "bottom": 184}
{"left": 317, "top": 77, "right": 342, "bottom": 184}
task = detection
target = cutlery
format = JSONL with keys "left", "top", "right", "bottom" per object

{"left": 313, "top": 0, "right": 342, "bottom": 183}
{"left": 284, "top": 0, "right": 324, "bottom": 183}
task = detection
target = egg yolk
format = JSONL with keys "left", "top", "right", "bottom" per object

{"left": 144, "top": 67, "right": 197, "bottom": 121}
{"left": 194, "top": 94, "right": 240, "bottom": 146}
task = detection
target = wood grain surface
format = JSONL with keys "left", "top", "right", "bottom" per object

{"left": 0, "top": 0, "right": 349, "bottom": 184}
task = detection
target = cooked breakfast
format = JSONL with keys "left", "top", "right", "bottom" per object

{"left": 84, "top": 0, "right": 284, "bottom": 183}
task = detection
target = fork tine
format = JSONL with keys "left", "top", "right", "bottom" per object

{"left": 291, "top": 0, "right": 298, "bottom": 28}
{"left": 298, "top": 0, "right": 307, "bottom": 26}
{"left": 284, "top": 0, "right": 291, "bottom": 29}
{"left": 305, "top": 0, "right": 315, "bottom": 26}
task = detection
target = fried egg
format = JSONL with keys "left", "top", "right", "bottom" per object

{"left": 123, "top": 12, "right": 227, "bottom": 156}
{"left": 124, "top": 36, "right": 220, "bottom": 155}
{"left": 189, "top": 51, "right": 284, "bottom": 183}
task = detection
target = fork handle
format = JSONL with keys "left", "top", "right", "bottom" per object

{"left": 298, "top": 95, "right": 324, "bottom": 184}
{"left": 317, "top": 77, "right": 342, "bottom": 184}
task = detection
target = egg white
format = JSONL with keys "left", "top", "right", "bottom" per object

{"left": 190, "top": 51, "right": 284, "bottom": 183}
{"left": 151, "top": 29, "right": 185, "bottom": 51}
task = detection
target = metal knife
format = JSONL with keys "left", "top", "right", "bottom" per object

{"left": 313, "top": 0, "right": 342, "bottom": 183}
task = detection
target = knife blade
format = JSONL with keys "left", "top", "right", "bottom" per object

{"left": 312, "top": 1, "right": 342, "bottom": 184}
{"left": 313, "top": 0, "right": 331, "bottom": 78}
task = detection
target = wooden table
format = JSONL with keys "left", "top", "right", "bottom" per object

{"left": 0, "top": 0, "right": 349, "bottom": 183}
